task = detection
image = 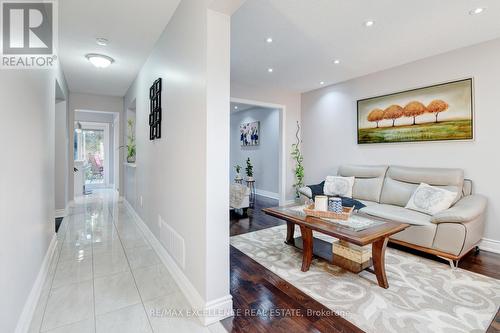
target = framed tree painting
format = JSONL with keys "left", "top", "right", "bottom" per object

{"left": 240, "top": 121, "right": 260, "bottom": 146}
{"left": 357, "top": 78, "right": 473, "bottom": 144}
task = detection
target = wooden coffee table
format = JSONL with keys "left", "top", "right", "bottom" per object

{"left": 263, "top": 206, "right": 409, "bottom": 289}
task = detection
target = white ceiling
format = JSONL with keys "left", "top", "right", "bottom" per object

{"left": 59, "top": 0, "right": 180, "bottom": 97}
{"left": 231, "top": 0, "right": 500, "bottom": 93}
{"left": 230, "top": 102, "right": 259, "bottom": 112}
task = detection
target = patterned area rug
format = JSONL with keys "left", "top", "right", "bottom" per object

{"left": 230, "top": 225, "right": 500, "bottom": 333}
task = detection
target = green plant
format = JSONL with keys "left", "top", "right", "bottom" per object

{"left": 234, "top": 165, "right": 242, "bottom": 174}
{"left": 291, "top": 121, "right": 304, "bottom": 197}
{"left": 127, "top": 119, "right": 136, "bottom": 159}
{"left": 245, "top": 158, "right": 253, "bottom": 178}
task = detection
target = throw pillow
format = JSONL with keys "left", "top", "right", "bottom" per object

{"left": 307, "top": 181, "right": 325, "bottom": 199}
{"left": 405, "top": 183, "right": 457, "bottom": 215}
{"left": 340, "top": 197, "right": 366, "bottom": 211}
{"left": 323, "top": 176, "right": 355, "bottom": 198}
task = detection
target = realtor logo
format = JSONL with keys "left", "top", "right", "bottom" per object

{"left": 1, "top": 1, "right": 56, "bottom": 68}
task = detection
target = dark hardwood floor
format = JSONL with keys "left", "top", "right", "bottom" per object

{"left": 55, "top": 217, "right": 63, "bottom": 233}
{"left": 223, "top": 195, "right": 500, "bottom": 333}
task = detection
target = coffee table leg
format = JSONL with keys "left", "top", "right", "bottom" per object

{"left": 285, "top": 222, "right": 295, "bottom": 244}
{"left": 300, "top": 226, "right": 313, "bottom": 272}
{"left": 372, "top": 237, "right": 389, "bottom": 289}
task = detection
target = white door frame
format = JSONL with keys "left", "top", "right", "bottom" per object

{"left": 113, "top": 114, "right": 120, "bottom": 192}
{"left": 230, "top": 97, "right": 287, "bottom": 206}
{"left": 80, "top": 122, "right": 110, "bottom": 188}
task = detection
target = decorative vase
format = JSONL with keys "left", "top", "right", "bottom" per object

{"left": 235, "top": 174, "right": 242, "bottom": 180}
{"left": 246, "top": 176, "right": 254, "bottom": 182}
{"left": 127, "top": 155, "right": 136, "bottom": 163}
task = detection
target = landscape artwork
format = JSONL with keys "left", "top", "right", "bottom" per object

{"left": 357, "top": 78, "right": 473, "bottom": 144}
{"left": 240, "top": 121, "right": 260, "bottom": 146}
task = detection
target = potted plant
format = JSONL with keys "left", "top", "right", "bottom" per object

{"left": 291, "top": 121, "right": 304, "bottom": 198}
{"left": 234, "top": 165, "right": 242, "bottom": 180}
{"left": 245, "top": 157, "right": 254, "bottom": 181}
{"left": 126, "top": 119, "right": 136, "bottom": 163}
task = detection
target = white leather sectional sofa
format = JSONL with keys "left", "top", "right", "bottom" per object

{"left": 300, "top": 165, "right": 487, "bottom": 266}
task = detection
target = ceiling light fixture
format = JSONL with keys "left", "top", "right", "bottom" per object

{"left": 364, "top": 20, "right": 375, "bottom": 27}
{"left": 469, "top": 7, "right": 485, "bottom": 15}
{"left": 267, "top": 68, "right": 273, "bottom": 73}
{"left": 333, "top": 59, "right": 340, "bottom": 64}
{"left": 266, "top": 37, "right": 273, "bottom": 43}
{"left": 320, "top": 81, "right": 325, "bottom": 85}
{"left": 86, "top": 54, "right": 114, "bottom": 68}
{"left": 96, "top": 37, "right": 109, "bottom": 46}
{"left": 234, "top": 106, "right": 238, "bottom": 110}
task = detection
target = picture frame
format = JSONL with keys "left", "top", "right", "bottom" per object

{"left": 240, "top": 121, "right": 260, "bottom": 146}
{"left": 357, "top": 78, "right": 473, "bottom": 144}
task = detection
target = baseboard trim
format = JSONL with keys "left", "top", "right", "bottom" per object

{"left": 16, "top": 234, "right": 58, "bottom": 333}
{"left": 54, "top": 203, "right": 71, "bottom": 218}
{"left": 255, "top": 189, "right": 280, "bottom": 200}
{"left": 122, "top": 199, "right": 233, "bottom": 326}
{"left": 54, "top": 209, "right": 66, "bottom": 218}
{"left": 479, "top": 238, "right": 500, "bottom": 254}
{"left": 203, "top": 295, "right": 234, "bottom": 325}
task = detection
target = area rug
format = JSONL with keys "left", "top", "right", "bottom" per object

{"left": 230, "top": 225, "right": 500, "bottom": 333}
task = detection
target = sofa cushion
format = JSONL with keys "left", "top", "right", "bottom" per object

{"left": 390, "top": 224, "right": 437, "bottom": 248}
{"left": 380, "top": 166, "right": 464, "bottom": 207}
{"left": 337, "top": 165, "right": 388, "bottom": 202}
{"left": 358, "top": 200, "right": 378, "bottom": 207}
{"left": 360, "top": 204, "right": 432, "bottom": 226}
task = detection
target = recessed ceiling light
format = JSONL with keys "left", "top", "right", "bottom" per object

{"left": 234, "top": 106, "right": 238, "bottom": 110}
{"left": 267, "top": 68, "right": 273, "bottom": 73}
{"left": 86, "top": 54, "right": 114, "bottom": 68}
{"left": 266, "top": 37, "right": 273, "bottom": 43}
{"left": 364, "top": 20, "right": 375, "bottom": 27}
{"left": 469, "top": 7, "right": 485, "bottom": 15}
{"left": 96, "top": 37, "right": 109, "bottom": 46}
{"left": 333, "top": 59, "right": 340, "bottom": 64}
{"left": 320, "top": 81, "right": 325, "bottom": 85}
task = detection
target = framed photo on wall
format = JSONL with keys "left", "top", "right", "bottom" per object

{"left": 240, "top": 121, "right": 260, "bottom": 146}
{"left": 357, "top": 78, "right": 473, "bottom": 144}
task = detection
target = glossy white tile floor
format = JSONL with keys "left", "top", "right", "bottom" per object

{"left": 29, "top": 190, "right": 226, "bottom": 333}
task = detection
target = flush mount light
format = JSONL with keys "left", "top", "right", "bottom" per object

{"left": 333, "top": 59, "right": 340, "bottom": 64}
{"left": 267, "top": 68, "right": 274, "bottom": 73}
{"left": 96, "top": 37, "right": 109, "bottom": 46}
{"left": 469, "top": 7, "right": 485, "bottom": 15}
{"left": 266, "top": 37, "right": 273, "bottom": 43}
{"left": 364, "top": 20, "right": 375, "bottom": 27}
{"left": 86, "top": 54, "right": 114, "bottom": 68}
{"left": 234, "top": 106, "right": 238, "bottom": 110}
{"left": 320, "top": 81, "right": 325, "bottom": 85}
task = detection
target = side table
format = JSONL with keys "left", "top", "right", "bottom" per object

{"left": 246, "top": 180, "right": 256, "bottom": 208}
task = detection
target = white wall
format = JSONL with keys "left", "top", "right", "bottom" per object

{"left": 230, "top": 82, "right": 301, "bottom": 201}
{"left": 230, "top": 107, "right": 280, "bottom": 196}
{"left": 69, "top": 93, "right": 124, "bottom": 197}
{"left": 123, "top": 0, "right": 232, "bottom": 322}
{"left": 301, "top": 38, "right": 500, "bottom": 242}
{"left": 0, "top": 67, "right": 68, "bottom": 332}
{"left": 55, "top": 99, "right": 69, "bottom": 212}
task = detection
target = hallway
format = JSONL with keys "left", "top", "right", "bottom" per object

{"left": 29, "top": 190, "right": 223, "bottom": 333}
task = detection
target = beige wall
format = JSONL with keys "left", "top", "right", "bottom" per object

{"left": 123, "top": 0, "right": 233, "bottom": 322}
{"left": 0, "top": 66, "right": 68, "bottom": 332}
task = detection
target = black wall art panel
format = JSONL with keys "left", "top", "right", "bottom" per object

{"left": 149, "top": 78, "right": 162, "bottom": 140}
